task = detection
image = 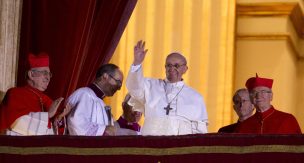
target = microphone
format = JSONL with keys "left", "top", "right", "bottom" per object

{"left": 104, "top": 106, "right": 112, "bottom": 126}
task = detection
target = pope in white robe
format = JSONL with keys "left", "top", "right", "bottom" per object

{"left": 126, "top": 40, "right": 208, "bottom": 136}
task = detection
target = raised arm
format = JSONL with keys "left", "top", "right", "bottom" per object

{"left": 126, "top": 40, "right": 149, "bottom": 104}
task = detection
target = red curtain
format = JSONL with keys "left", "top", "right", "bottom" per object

{"left": 17, "top": 0, "right": 137, "bottom": 100}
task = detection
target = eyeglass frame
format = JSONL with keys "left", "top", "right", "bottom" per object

{"left": 165, "top": 63, "right": 186, "bottom": 69}
{"left": 108, "top": 73, "right": 122, "bottom": 86}
{"left": 31, "top": 70, "right": 53, "bottom": 78}
{"left": 249, "top": 90, "right": 272, "bottom": 97}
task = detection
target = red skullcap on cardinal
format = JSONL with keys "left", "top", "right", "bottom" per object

{"left": 28, "top": 52, "right": 49, "bottom": 68}
{"left": 245, "top": 73, "right": 273, "bottom": 91}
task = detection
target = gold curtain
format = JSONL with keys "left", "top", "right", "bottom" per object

{"left": 107, "top": 0, "right": 235, "bottom": 132}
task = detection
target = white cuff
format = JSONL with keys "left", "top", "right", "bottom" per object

{"left": 130, "top": 64, "right": 142, "bottom": 72}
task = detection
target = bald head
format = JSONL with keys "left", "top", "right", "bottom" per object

{"left": 166, "top": 52, "right": 187, "bottom": 65}
{"left": 233, "top": 88, "right": 248, "bottom": 104}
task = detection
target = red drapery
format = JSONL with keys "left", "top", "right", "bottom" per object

{"left": 17, "top": 0, "right": 137, "bottom": 99}
{"left": 1, "top": 134, "right": 304, "bottom": 162}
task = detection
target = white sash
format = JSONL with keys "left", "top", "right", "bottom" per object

{"left": 8, "top": 112, "right": 54, "bottom": 135}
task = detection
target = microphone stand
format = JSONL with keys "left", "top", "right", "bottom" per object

{"left": 104, "top": 106, "right": 112, "bottom": 126}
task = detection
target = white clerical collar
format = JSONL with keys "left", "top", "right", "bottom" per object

{"left": 164, "top": 79, "right": 184, "bottom": 87}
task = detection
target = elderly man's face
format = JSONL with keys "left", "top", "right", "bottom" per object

{"left": 165, "top": 54, "right": 187, "bottom": 83}
{"left": 29, "top": 67, "right": 51, "bottom": 91}
{"left": 250, "top": 86, "right": 273, "bottom": 111}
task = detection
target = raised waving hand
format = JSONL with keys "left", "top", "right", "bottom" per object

{"left": 133, "top": 40, "right": 148, "bottom": 66}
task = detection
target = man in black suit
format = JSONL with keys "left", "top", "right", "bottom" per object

{"left": 218, "top": 88, "right": 254, "bottom": 133}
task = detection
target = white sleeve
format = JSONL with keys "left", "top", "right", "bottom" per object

{"left": 67, "top": 90, "right": 106, "bottom": 136}
{"left": 130, "top": 64, "right": 142, "bottom": 72}
{"left": 126, "top": 64, "right": 146, "bottom": 105}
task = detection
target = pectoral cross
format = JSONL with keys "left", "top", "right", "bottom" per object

{"left": 164, "top": 104, "right": 172, "bottom": 115}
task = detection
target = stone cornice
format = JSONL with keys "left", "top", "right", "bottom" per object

{"left": 237, "top": 2, "right": 304, "bottom": 38}
{"left": 237, "top": 34, "right": 301, "bottom": 59}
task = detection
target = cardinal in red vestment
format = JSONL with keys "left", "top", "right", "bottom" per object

{"left": 0, "top": 53, "right": 68, "bottom": 135}
{"left": 235, "top": 74, "right": 302, "bottom": 134}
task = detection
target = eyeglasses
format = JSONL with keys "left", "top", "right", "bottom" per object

{"left": 250, "top": 90, "right": 271, "bottom": 97}
{"left": 165, "top": 63, "right": 186, "bottom": 69}
{"left": 108, "top": 74, "right": 122, "bottom": 86}
{"left": 31, "top": 70, "right": 52, "bottom": 78}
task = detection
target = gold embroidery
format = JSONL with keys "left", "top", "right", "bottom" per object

{"left": 1, "top": 145, "right": 304, "bottom": 155}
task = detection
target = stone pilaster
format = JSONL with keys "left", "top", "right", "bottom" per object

{"left": 0, "top": 0, "right": 22, "bottom": 101}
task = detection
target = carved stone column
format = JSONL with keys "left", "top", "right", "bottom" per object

{"left": 0, "top": 0, "right": 22, "bottom": 101}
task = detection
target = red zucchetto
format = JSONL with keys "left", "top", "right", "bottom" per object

{"left": 245, "top": 74, "right": 273, "bottom": 91}
{"left": 28, "top": 52, "right": 49, "bottom": 68}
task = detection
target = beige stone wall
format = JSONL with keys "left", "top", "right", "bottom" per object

{"left": 0, "top": 0, "right": 22, "bottom": 101}
{"left": 296, "top": 60, "right": 304, "bottom": 131}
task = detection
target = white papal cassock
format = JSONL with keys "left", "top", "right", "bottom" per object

{"left": 67, "top": 87, "right": 112, "bottom": 136}
{"left": 126, "top": 65, "right": 208, "bottom": 136}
